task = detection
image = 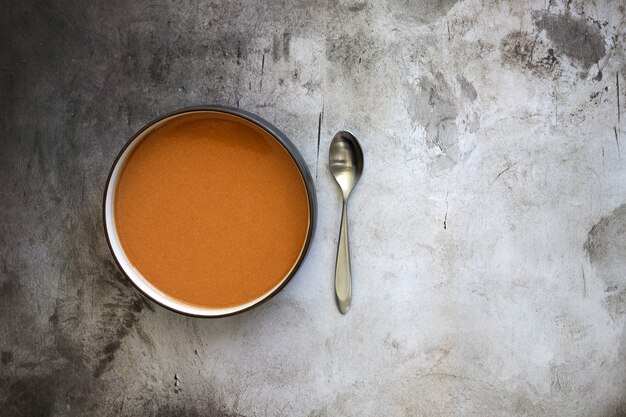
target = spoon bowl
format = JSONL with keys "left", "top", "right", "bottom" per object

{"left": 329, "top": 131, "right": 364, "bottom": 198}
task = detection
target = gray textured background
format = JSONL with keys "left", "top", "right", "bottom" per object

{"left": 2, "top": 0, "right": 626, "bottom": 416}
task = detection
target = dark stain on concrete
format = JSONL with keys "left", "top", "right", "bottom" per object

{"left": 617, "top": 322, "right": 626, "bottom": 402}
{"left": 149, "top": 52, "right": 167, "bottom": 85}
{"left": 1, "top": 374, "right": 58, "bottom": 417}
{"left": 457, "top": 75, "right": 477, "bottom": 101}
{"left": 387, "top": 0, "right": 460, "bottom": 24}
{"left": 153, "top": 403, "right": 238, "bottom": 417}
{"left": 52, "top": 197, "right": 156, "bottom": 379}
{"left": 93, "top": 341, "right": 122, "bottom": 378}
{"left": 1, "top": 350, "right": 13, "bottom": 365}
{"left": 1, "top": 362, "right": 92, "bottom": 416}
{"left": 501, "top": 30, "right": 560, "bottom": 77}
{"left": 91, "top": 290, "right": 154, "bottom": 379}
{"left": 534, "top": 11, "right": 606, "bottom": 70}
{"left": 603, "top": 383, "right": 626, "bottom": 417}
{"left": 584, "top": 204, "right": 626, "bottom": 275}
{"left": 282, "top": 32, "right": 291, "bottom": 61}
{"left": 272, "top": 33, "right": 281, "bottom": 62}
{"left": 48, "top": 307, "right": 87, "bottom": 369}
{"left": 347, "top": 2, "right": 367, "bottom": 12}
{"left": 325, "top": 32, "right": 385, "bottom": 73}
{"left": 585, "top": 204, "right": 626, "bottom": 319}
{"left": 500, "top": 30, "right": 535, "bottom": 63}
{"left": 0, "top": 10, "right": 20, "bottom": 139}
{"left": 0, "top": 262, "right": 19, "bottom": 299}
{"left": 594, "top": 70, "right": 603, "bottom": 82}
{"left": 406, "top": 71, "right": 459, "bottom": 162}
{"left": 272, "top": 32, "right": 291, "bottom": 63}
{"left": 96, "top": 257, "right": 155, "bottom": 377}
{"left": 139, "top": 28, "right": 249, "bottom": 92}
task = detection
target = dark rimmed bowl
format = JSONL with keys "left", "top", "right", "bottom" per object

{"left": 103, "top": 106, "right": 317, "bottom": 317}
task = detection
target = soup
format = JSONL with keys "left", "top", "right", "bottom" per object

{"left": 113, "top": 112, "right": 310, "bottom": 309}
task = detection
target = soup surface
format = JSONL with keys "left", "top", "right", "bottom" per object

{"left": 114, "top": 112, "right": 310, "bottom": 309}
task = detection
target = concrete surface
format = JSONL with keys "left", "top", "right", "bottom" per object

{"left": 1, "top": 0, "right": 626, "bottom": 415}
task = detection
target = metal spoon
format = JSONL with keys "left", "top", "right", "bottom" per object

{"left": 329, "top": 131, "right": 364, "bottom": 314}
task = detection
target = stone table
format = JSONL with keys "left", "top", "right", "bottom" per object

{"left": 2, "top": 0, "right": 626, "bottom": 415}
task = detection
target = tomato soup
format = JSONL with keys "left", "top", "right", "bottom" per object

{"left": 113, "top": 112, "right": 310, "bottom": 309}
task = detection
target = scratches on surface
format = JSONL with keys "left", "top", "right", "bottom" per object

{"left": 617, "top": 73, "right": 621, "bottom": 159}
{"left": 316, "top": 102, "right": 324, "bottom": 185}
{"left": 617, "top": 73, "right": 621, "bottom": 129}
{"left": 259, "top": 53, "right": 265, "bottom": 91}
{"left": 491, "top": 162, "right": 517, "bottom": 186}
{"left": 615, "top": 126, "right": 621, "bottom": 159}
{"left": 443, "top": 193, "right": 449, "bottom": 230}
{"left": 582, "top": 264, "right": 587, "bottom": 298}
{"left": 272, "top": 34, "right": 280, "bottom": 62}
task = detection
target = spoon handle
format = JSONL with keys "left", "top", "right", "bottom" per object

{"left": 335, "top": 198, "right": 352, "bottom": 314}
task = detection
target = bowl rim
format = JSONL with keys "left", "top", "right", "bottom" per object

{"left": 102, "top": 105, "right": 317, "bottom": 318}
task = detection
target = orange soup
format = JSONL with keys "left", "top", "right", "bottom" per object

{"left": 114, "top": 112, "right": 310, "bottom": 309}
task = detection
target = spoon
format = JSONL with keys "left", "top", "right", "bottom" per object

{"left": 329, "top": 131, "right": 364, "bottom": 314}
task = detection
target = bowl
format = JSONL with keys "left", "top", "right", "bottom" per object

{"left": 103, "top": 106, "right": 316, "bottom": 317}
